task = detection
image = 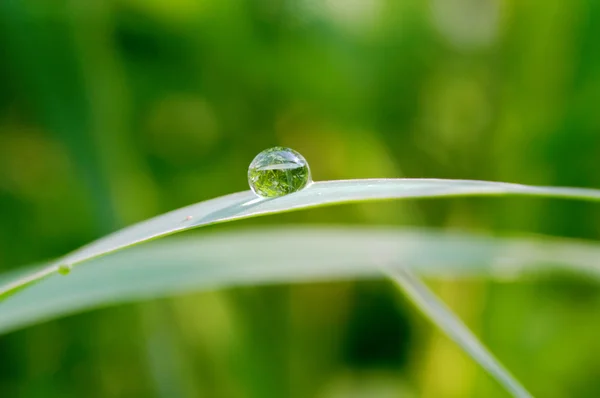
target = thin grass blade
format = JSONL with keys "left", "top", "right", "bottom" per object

{"left": 1, "top": 227, "right": 599, "bottom": 335}
{"left": 2, "top": 178, "right": 600, "bottom": 299}
{"left": 386, "top": 267, "right": 533, "bottom": 397}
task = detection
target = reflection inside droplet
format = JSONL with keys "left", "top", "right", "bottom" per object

{"left": 248, "top": 147, "right": 312, "bottom": 198}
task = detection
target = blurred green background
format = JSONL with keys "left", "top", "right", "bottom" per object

{"left": 2, "top": 0, "right": 600, "bottom": 397}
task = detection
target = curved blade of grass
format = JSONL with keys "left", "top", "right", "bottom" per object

{"left": 387, "top": 267, "right": 532, "bottom": 397}
{"left": 1, "top": 226, "right": 599, "bottom": 335}
{"left": 3, "top": 178, "right": 600, "bottom": 299}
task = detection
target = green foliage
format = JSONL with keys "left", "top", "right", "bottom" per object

{"left": 3, "top": 178, "right": 600, "bottom": 300}
{"left": 2, "top": 0, "right": 600, "bottom": 397}
{"left": 4, "top": 225, "right": 600, "bottom": 336}
{"left": 3, "top": 178, "right": 600, "bottom": 397}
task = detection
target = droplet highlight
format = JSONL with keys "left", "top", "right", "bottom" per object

{"left": 248, "top": 147, "right": 311, "bottom": 198}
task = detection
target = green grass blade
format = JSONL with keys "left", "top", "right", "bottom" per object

{"left": 2, "top": 178, "right": 600, "bottom": 299}
{"left": 387, "top": 267, "right": 532, "bottom": 397}
{"left": 1, "top": 227, "right": 599, "bottom": 335}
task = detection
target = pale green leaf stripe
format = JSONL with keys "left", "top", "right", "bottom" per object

{"left": 2, "top": 178, "right": 600, "bottom": 299}
{"left": 1, "top": 227, "right": 599, "bottom": 335}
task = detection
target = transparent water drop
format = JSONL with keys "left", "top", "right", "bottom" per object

{"left": 248, "top": 147, "right": 311, "bottom": 198}
{"left": 58, "top": 264, "right": 72, "bottom": 276}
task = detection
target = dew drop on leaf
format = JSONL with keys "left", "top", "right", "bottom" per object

{"left": 58, "top": 264, "right": 72, "bottom": 276}
{"left": 248, "top": 147, "right": 311, "bottom": 198}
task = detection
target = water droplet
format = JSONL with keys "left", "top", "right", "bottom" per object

{"left": 248, "top": 147, "right": 311, "bottom": 198}
{"left": 58, "top": 264, "right": 72, "bottom": 275}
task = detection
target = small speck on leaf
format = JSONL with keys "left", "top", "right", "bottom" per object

{"left": 58, "top": 264, "right": 72, "bottom": 276}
